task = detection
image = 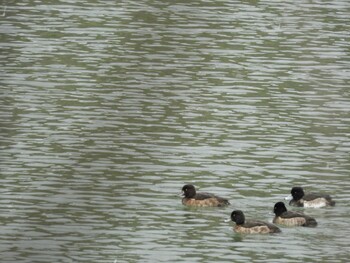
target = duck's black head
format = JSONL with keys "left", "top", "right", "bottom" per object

{"left": 291, "top": 187, "right": 305, "bottom": 201}
{"left": 231, "top": 210, "right": 245, "bottom": 225}
{"left": 182, "top": 184, "right": 196, "bottom": 198}
{"left": 273, "top": 202, "right": 287, "bottom": 216}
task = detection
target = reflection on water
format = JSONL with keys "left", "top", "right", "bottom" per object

{"left": 1, "top": 0, "right": 349, "bottom": 262}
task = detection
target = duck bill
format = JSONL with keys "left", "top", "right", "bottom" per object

{"left": 178, "top": 191, "right": 185, "bottom": 197}
{"left": 284, "top": 194, "right": 293, "bottom": 201}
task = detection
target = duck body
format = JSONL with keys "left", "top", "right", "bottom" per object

{"left": 273, "top": 202, "right": 317, "bottom": 227}
{"left": 181, "top": 184, "right": 230, "bottom": 207}
{"left": 234, "top": 220, "right": 281, "bottom": 234}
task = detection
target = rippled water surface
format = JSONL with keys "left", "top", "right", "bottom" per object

{"left": 1, "top": 0, "right": 350, "bottom": 262}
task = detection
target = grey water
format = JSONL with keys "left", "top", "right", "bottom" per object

{"left": 1, "top": 0, "right": 349, "bottom": 262}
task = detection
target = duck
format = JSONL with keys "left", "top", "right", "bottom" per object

{"left": 273, "top": 202, "right": 317, "bottom": 227}
{"left": 286, "top": 186, "right": 335, "bottom": 208}
{"left": 230, "top": 210, "right": 281, "bottom": 234}
{"left": 181, "top": 184, "right": 230, "bottom": 207}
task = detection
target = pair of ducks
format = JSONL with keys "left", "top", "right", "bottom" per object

{"left": 181, "top": 184, "right": 335, "bottom": 234}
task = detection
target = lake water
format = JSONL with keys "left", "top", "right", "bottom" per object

{"left": 1, "top": 0, "right": 349, "bottom": 262}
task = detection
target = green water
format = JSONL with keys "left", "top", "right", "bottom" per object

{"left": 1, "top": 1, "right": 349, "bottom": 262}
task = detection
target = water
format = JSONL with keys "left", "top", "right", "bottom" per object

{"left": 1, "top": 0, "right": 349, "bottom": 262}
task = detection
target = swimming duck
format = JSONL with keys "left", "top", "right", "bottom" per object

{"left": 286, "top": 187, "right": 335, "bottom": 208}
{"left": 181, "top": 184, "right": 230, "bottom": 207}
{"left": 273, "top": 202, "right": 317, "bottom": 227}
{"left": 230, "top": 210, "right": 281, "bottom": 234}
